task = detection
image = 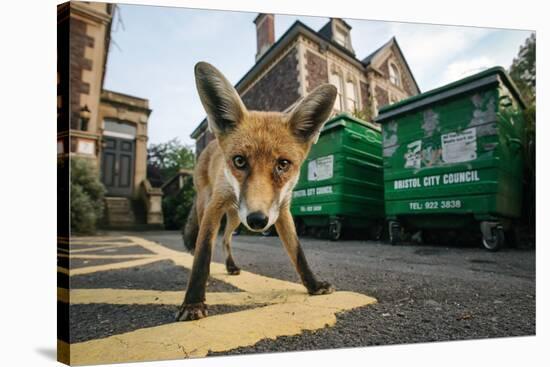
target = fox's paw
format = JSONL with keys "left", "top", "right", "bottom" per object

{"left": 226, "top": 265, "right": 241, "bottom": 275}
{"left": 175, "top": 302, "right": 208, "bottom": 321}
{"left": 225, "top": 259, "right": 241, "bottom": 275}
{"left": 308, "top": 281, "right": 335, "bottom": 295}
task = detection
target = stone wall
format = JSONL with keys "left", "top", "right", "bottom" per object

{"left": 359, "top": 81, "right": 370, "bottom": 113}
{"left": 69, "top": 17, "right": 94, "bottom": 129}
{"left": 375, "top": 85, "right": 389, "bottom": 109}
{"left": 241, "top": 47, "right": 300, "bottom": 112}
{"left": 305, "top": 50, "right": 328, "bottom": 92}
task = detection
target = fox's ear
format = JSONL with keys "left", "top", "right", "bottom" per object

{"left": 195, "top": 62, "right": 246, "bottom": 136}
{"left": 288, "top": 84, "right": 337, "bottom": 143}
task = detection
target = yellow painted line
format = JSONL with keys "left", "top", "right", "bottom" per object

{"left": 66, "top": 288, "right": 314, "bottom": 307}
{"left": 72, "top": 236, "right": 128, "bottom": 241}
{"left": 64, "top": 235, "right": 378, "bottom": 365}
{"left": 71, "top": 241, "right": 136, "bottom": 251}
{"left": 57, "top": 253, "right": 154, "bottom": 260}
{"left": 69, "top": 243, "right": 139, "bottom": 253}
{"left": 70, "top": 291, "right": 376, "bottom": 365}
{"left": 69, "top": 257, "right": 167, "bottom": 276}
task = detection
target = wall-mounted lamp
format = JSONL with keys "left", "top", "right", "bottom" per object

{"left": 79, "top": 105, "right": 91, "bottom": 131}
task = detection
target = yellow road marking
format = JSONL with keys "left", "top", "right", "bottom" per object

{"left": 69, "top": 243, "right": 139, "bottom": 253}
{"left": 57, "top": 253, "right": 154, "bottom": 260}
{"left": 69, "top": 257, "right": 167, "bottom": 276}
{"left": 62, "top": 235, "right": 377, "bottom": 365}
{"left": 70, "top": 291, "right": 375, "bottom": 365}
{"left": 71, "top": 236, "right": 129, "bottom": 242}
{"left": 64, "top": 287, "right": 328, "bottom": 307}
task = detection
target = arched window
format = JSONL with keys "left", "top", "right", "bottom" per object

{"left": 389, "top": 63, "right": 400, "bottom": 86}
{"left": 345, "top": 79, "right": 358, "bottom": 112}
{"left": 329, "top": 72, "right": 344, "bottom": 112}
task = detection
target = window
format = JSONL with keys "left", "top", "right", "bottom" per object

{"left": 389, "top": 63, "right": 400, "bottom": 86}
{"left": 103, "top": 119, "right": 137, "bottom": 140}
{"left": 345, "top": 80, "right": 358, "bottom": 112}
{"left": 334, "top": 26, "right": 347, "bottom": 47}
{"left": 329, "top": 72, "right": 344, "bottom": 111}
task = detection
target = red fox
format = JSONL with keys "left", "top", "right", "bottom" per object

{"left": 177, "top": 62, "right": 337, "bottom": 321}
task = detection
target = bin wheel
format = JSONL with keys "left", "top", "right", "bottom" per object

{"left": 505, "top": 226, "right": 521, "bottom": 248}
{"left": 480, "top": 222, "right": 505, "bottom": 251}
{"left": 329, "top": 220, "right": 342, "bottom": 241}
{"left": 389, "top": 221, "right": 401, "bottom": 246}
{"left": 369, "top": 222, "right": 384, "bottom": 241}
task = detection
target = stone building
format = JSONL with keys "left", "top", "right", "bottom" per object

{"left": 191, "top": 14, "right": 420, "bottom": 156}
{"left": 57, "top": 2, "right": 163, "bottom": 228}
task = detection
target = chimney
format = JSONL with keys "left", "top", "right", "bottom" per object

{"left": 254, "top": 13, "right": 275, "bottom": 61}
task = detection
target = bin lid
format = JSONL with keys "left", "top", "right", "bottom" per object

{"left": 322, "top": 112, "right": 381, "bottom": 133}
{"left": 375, "top": 66, "right": 526, "bottom": 123}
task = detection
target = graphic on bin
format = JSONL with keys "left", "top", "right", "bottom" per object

{"left": 375, "top": 67, "right": 526, "bottom": 251}
{"left": 290, "top": 113, "right": 385, "bottom": 240}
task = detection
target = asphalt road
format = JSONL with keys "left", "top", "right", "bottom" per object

{"left": 63, "top": 232, "right": 536, "bottom": 360}
{"left": 130, "top": 231, "right": 536, "bottom": 354}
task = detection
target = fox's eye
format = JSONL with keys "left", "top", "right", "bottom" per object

{"left": 276, "top": 159, "right": 291, "bottom": 173}
{"left": 233, "top": 155, "right": 247, "bottom": 169}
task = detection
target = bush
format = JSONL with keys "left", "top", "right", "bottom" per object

{"left": 71, "top": 158, "right": 106, "bottom": 234}
{"left": 162, "top": 176, "right": 195, "bottom": 230}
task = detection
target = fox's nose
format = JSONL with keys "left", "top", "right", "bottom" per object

{"left": 246, "top": 212, "right": 269, "bottom": 230}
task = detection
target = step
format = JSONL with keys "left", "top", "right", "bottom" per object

{"left": 102, "top": 197, "right": 145, "bottom": 229}
{"left": 105, "top": 202, "right": 131, "bottom": 208}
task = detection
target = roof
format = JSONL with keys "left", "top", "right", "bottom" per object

{"left": 361, "top": 38, "right": 393, "bottom": 66}
{"left": 318, "top": 18, "right": 353, "bottom": 42}
{"left": 190, "top": 19, "right": 419, "bottom": 138}
{"left": 375, "top": 66, "right": 525, "bottom": 123}
{"left": 191, "top": 19, "right": 364, "bottom": 138}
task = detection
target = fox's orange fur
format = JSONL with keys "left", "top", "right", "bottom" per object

{"left": 176, "top": 62, "right": 337, "bottom": 321}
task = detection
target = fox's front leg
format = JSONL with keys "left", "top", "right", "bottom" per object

{"left": 176, "top": 201, "right": 224, "bottom": 321}
{"left": 275, "top": 206, "right": 335, "bottom": 295}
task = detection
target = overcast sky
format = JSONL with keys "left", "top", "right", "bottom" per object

{"left": 103, "top": 4, "right": 532, "bottom": 146}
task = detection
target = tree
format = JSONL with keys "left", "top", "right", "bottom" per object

{"left": 147, "top": 138, "right": 195, "bottom": 187}
{"left": 147, "top": 138, "right": 196, "bottom": 230}
{"left": 509, "top": 33, "right": 536, "bottom": 234}
{"left": 162, "top": 176, "right": 195, "bottom": 230}
{"left": 509, "top": 33, "right": 536, "bottom": 105}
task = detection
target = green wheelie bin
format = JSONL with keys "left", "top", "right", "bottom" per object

{"left": 290, "top": 113, "right": 385, "bottom": 240}
{"left": 375, "top": 67, "right": 526, "bottom": 251}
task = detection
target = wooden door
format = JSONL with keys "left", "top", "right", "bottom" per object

{"left": 101, "top": 137, "right": 135, "bottom": 197}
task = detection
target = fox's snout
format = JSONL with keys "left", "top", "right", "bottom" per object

{"left": 237, "top": 196, "right": 279, "bottom": 232}
{"left": 246, "top": 211, "right": 269, "bottom": 230}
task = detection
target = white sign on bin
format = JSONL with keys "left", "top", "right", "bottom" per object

{"left": 441, "top": 127, "right": 477, "bottom": 163}
{"left": 308, "top": 155, "right": 333, "bottom": 181}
